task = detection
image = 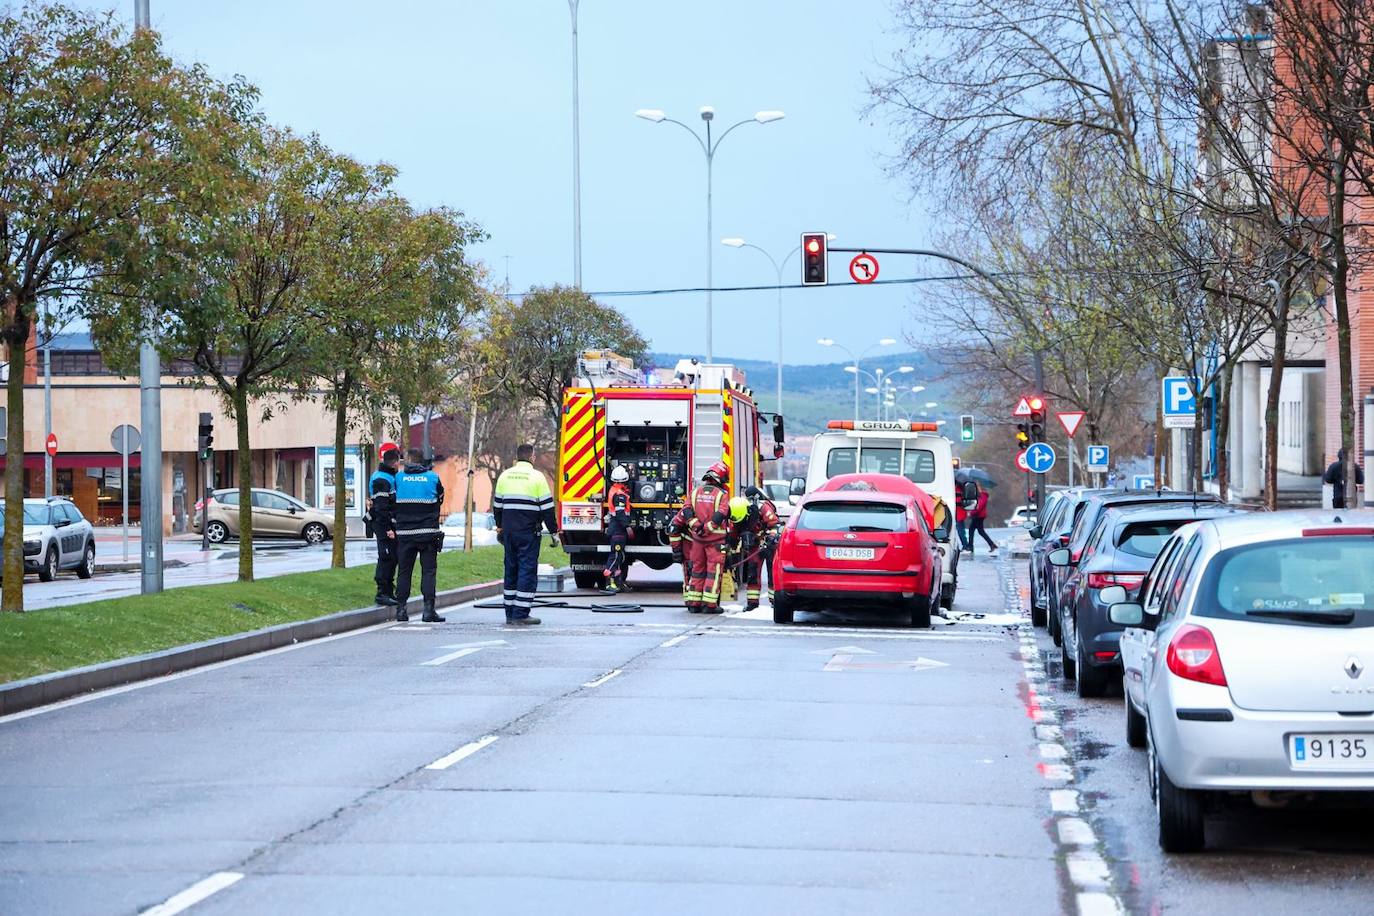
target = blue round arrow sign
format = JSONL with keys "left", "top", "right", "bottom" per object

{"left": 1025, "top": 442, "right": 1056, "bottom": 474}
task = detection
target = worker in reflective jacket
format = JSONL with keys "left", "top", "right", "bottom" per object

{"left": 667, "top": 503, "right": 695, "bottom": 595}
{"left": 393, "top": 449, "right": 445, "bottom": 623}
{"left": 683, "top": 460, "right": 730, "bottom": 613}
{"left": 493, "top": 443, "right": 559, "bottom": 626}
{"left": 602, "top": 464, "right": 632, "bottom": 593}
{"left": 729, "top": 487, "right": 782, "bottom": 611}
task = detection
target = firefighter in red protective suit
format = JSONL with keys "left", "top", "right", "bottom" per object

{"left": 728, "top": 487, "right": 782, "bottom": 610}
{"left": 667, "top": 502, "right": 695, "bottom": 596}
{"left": 602, "top": 464, "right": 633, "bottom": 593}
{"left": 683, "top": 461, "right": 730, "bottom": 613}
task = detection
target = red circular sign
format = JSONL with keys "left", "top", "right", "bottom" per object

{"left": 1015, "top": 451, "right": 1030, "bottom": 472}
{"left": 849, "top": 253, "right": 879, "bottom": 284}
{"left": 46, "top": 433, "right": 58, "bottom": 457}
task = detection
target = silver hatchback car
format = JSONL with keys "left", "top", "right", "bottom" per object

{"left": 1107, "top": 510, "right": 1374, "bottom": 853}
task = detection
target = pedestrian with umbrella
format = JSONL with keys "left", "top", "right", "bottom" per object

{"left": 956, "top": 468, "right": 999, "bottom": 557}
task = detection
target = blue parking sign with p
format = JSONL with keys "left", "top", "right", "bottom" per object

{"left": 1162, "top": 376, "right": 1198, "bottom": 417}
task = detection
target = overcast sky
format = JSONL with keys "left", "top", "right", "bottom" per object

{"left": 90, "top": 1, "right": 940, "bottom": 367}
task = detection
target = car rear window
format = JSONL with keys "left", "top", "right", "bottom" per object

{"left": 1201, "top": 537, "right": 1374, "bottom": 626}
{"left": 825, "top": 447, "right": 936, "bottom": 484}
{"left": 1116, "top": 520, "right": 1190, "bottom": 558}
{"left": 797, "top": 502, "right": 908, "bottom": 533}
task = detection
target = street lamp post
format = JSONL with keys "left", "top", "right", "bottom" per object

{"left": 636, "top": 106, "right": 784, "bottom": 362}
{"left": 568, "top": 0, "right": 582, "bottom": 287}
{"left": 819, "top": 337, "right": 896, "bottom": 421}
{"left": 135, "top": 0, "right": 162, "bottom": 594}
{"left": 722, "top": 234, "right": 833, "bottom": 417}
{"left": 42, "top": 304, "right": 52, "bottom": 497}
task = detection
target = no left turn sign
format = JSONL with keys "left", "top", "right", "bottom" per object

{"left": 849, "top": 253, "right": 879, "bottom": 284}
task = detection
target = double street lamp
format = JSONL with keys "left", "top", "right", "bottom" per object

{"left": 720, "top": 234, "right": 834, "bottom": 417}
{"left": 636, "top": 106, "right": 785, "bottom": 362}
{"left": 853, "top": 365, "right": 914, "bottom": 419}
{"left": 883, "top": 383, "right": 928, "bottom": 421}
{"left": 818, "top": 337, "right": 897, "bottom": 420}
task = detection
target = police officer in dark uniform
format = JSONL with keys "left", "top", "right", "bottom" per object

{"left": 393, "top": 448, "right": 445, "bottom": 623}
{"left": 368, "top": 447, "right": 402, "bottom": 606}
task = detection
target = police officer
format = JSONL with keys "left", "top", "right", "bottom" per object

{"left": 602, "top": 464, "right": 632, "bottom": 594}
{"left": 493, "top": 443, "right": 559, "bottom": 626}
{"left": 393, "top": 448, "right": 445, "bottom": 623}
{"left": 367, "top": 447, "right": 401, "bottom": 606}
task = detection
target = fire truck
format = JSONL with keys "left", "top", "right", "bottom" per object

{"left": 556, "top": 352, "right": 785, "bottom": 589}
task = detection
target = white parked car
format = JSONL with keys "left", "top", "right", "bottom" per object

{"left": 1108, "top": 510, "right": 1374, "bottom": 853}
{"left": 440, "top": 511, "right": 499, "bottom": 548}
{"left": 762, "top": 479, "right": 794, "bottom": 521}
{"left": 1005, "top": 505, "right": 1035, "bottom": 528}
{"left": 5, "top": 498, "right": 96, "bottom": 581}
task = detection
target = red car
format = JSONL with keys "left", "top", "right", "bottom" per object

{"left": 771, "top": 476, "right": 945, "bottom": 628}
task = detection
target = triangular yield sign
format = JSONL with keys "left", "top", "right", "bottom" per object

{"left": 1013, "top": 397, "right": 1032, "bottom": 417}
{"left": 1057, "top": 411, "right": 1085, "bottom": 438}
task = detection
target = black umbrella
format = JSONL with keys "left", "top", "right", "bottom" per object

{"left": 956, "top": 467, "right": 998, "bottom": 489}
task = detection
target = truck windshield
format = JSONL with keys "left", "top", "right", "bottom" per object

{"left": 825, "top": 447, "right": 935, "bottom": 484}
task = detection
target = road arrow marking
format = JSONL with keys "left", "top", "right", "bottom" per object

{"left": 422, "top": 640, "right": 509, "bottom": 666}
{"left": 810, "top": 645, "right": 879, "bottom": 655}
{"left": 823, "top": 655, "right": 950, "bottom": 672}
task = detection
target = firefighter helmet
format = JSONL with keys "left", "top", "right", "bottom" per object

{"left": 729, "top": 496, "right": 749, "bottom": 522}
{"left": 610, "top": 464, "right": 630, "bottom": 483}
{"left": 703, "top": 461, "right": 729, "bottom": 485}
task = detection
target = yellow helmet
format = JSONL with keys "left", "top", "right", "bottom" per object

{"left": 729, "top": 496, "right": 749, "bottom": 522}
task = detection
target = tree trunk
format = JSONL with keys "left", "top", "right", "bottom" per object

{"left": 398, "top": 396, "right": 413, "bottom": 452}
{"left": 1263, "top": 274, "right": 1290, "bottom": 512}
{"left": 1190, "top": 402, "right": 1204, "bottom": 492}
{"left": 1214, "top": 362, "right": 1234, "bottom": 503}
{"left": 234, "top": 385, "right": 254, "bottom": 582}
{"left": 332, "top": 373, "right": 351, "bottom": 569}
{"left": 1331, "top": 157, "right": 1358, "bottom": 511}
{"left": 2, "top": 299, "right": 31, "bottom": 612}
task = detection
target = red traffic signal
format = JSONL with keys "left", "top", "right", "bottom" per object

{"left": 801, "top": 232, "right": 828, "bottom": 285}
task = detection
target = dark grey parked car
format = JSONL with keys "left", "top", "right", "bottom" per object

{"left": 1028, "top": 488, "right": 1110, "bottom": 635}
{"left": 1051, "top": 502, "right": 1242, "bottom": 697}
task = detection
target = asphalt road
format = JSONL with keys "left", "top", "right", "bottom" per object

{"left": 1017, "top": 565, "right": 1374, "bottom": 915}
{"left": 0, "top": 552, "right": 1080, "bottom": 915}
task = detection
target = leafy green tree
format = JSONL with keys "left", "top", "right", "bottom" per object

{"left": 0, "top": 3, "right": 252, "bottom": 610}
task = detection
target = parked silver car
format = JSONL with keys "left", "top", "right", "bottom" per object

{"left": 1107, "top": 510, "right": 1374, "bottom": 853}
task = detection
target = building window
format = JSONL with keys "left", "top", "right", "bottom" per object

{"left": 56, "top": 469, "right": 74, "bottom": 497}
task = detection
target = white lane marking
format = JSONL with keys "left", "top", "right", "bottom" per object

{"left": 1057, "top": 818, "right": 1097, "bottom": 846}
{"left": 1039, "top": 742, "right": 1068, "bottom": 760}
{"left": 422, "top": 639, "right": 509, "bottom": 666}
{"left": 1050, "top": 789, "right": 1080, "bottom": 814}
{"left": 699, "top": 629, "right": 998, "bottom": 642}
{"left": 659, "top": 634, "right": 692, "bottom": 648}
{"left": 823, "top": 655, "right": 950, "bottom": 673}
{"left": 1066, "top": 852, "right": 1112, "bottom": 889}
{"left": 0, "top": 619, "right": 399, "bottom": 725}
{"left": 1036, "top": 724, "right": 1063, "bottom": 741}
{"left": 1040, "top": 763, "right": 1075, "bottom": 782}
{"left": 425, "top": 735, "right": 499, "bottom": 770}
{"left": 582, "top": 668, "right": 623, "bottom": 688}
{"left": 1076, "top": 892, "right": 1125, "bottom": 916}
{"left": 142, "top": 871, "right": 244, "bottom": 915}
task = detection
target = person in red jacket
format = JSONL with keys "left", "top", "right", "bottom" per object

{"left": 683, "top": 461, "right": 730, "bottom": 613}
{"left": 968, "top": 487, "right": 998, "bottom": 556}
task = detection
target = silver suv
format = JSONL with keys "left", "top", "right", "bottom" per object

{"left": 6, "top": 498, "right": 96, "bottom": 581}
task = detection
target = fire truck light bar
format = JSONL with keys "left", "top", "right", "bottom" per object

{"left": 827, "top": 420, "right": 939, "bottom": 432}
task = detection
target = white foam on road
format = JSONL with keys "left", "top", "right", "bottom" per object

{"left": 424, "top": 735, "right": 499, "bottom": 770}
{"left": 141, "top": 871, "right": 243, "bottom": 915}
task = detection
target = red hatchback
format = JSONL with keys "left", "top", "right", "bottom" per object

{"left": 771, "top": 488, "right": 944, "bottom": 628}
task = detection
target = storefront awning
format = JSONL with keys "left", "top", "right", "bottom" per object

{"left": 0, "top": 452, "right": 142, "bottom": 470}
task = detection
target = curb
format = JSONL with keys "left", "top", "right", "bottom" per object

{"left": 0, "top": 578, "right": 507, "bottom": 717}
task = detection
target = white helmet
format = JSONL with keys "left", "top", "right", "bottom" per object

{"left": 610, "top": 464, "right": 630, "bottom": 483}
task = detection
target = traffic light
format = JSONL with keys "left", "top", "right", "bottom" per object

{"left": 1015, "top": 423, "right": 1030, "bottom": 449}
{"left": 1028, "top": 395, "right": 1046, "bottom": 442}
{"left": 959, "top": 414, "right": 974, "bottom": 442}
{"left": 800, "top": 232, "right": 828, "bottom": 285}
{"left": 197, "top": 412, "right": 214, "bottom": 462}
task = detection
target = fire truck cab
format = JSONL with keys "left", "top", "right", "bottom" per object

{"left": 556, "top": 353, "right": 785, "bottom": 590}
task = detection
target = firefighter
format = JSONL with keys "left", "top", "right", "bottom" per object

{"left": 602, "top": 464, "right": 632, "bottom": 593}
{"left": 393, "top": 448, "right": 445, "bottom": 623}
{"left": 729, "top": 488, "right": 782, "bottom": 611}
{"left": 366, "top": 447, "right": 401, "bottom": 607}
{"left": 683, "top": 461, "right": 730, "bottom": 613}
{"left": 667, "top": 503, "right": 695, "bottom": 596}
{"left": 493, "top": 443, "right": 559, "bottom": 626}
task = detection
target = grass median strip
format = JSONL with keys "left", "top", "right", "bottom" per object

{"left": 0, "top": 543, "right": 564, "bottom": 684}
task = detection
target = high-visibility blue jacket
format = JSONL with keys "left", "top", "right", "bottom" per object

{"left": 492, "top": 460, "right": 557, "bottom": 537}
{"left": 393, "top": 463, "right": 443, "bottom": 540}
{"left": 368, "top": 466, "right": 398, "bottom": 530}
